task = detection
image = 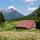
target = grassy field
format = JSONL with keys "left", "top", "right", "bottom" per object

{"left": 0, "top": 30, "right": 40, "bottom": 40}
{"left": 0, "top": 21, "right": 18, "bottom": 30}
{"left": 0, "top": 21, "right": 40, "bottom": 40}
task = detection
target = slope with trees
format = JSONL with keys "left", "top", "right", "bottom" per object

{"left": 20, "top": 7, "right": 40, "bottom": 20}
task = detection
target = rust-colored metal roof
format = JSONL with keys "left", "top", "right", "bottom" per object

{"left": 16, "top": 20, "right": 36, "bottom": 29}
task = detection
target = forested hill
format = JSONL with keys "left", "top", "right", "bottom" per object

{"left": 20, "top": 7, "right": 40, "bottom": 20}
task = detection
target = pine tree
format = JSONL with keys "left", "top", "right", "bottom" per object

{"left": 0, "top": 11, "right": 4, "bottom": 24}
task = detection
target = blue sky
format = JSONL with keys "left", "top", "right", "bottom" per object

{"left": 0, "top": 0, "right": 40, "bottom": 16}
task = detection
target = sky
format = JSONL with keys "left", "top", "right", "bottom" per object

{"left": 0, "top": 0, "right": 40, "bottom": 16}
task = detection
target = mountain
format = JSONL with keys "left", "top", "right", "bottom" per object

{"left": 2, "top": 8, "right": 24, "bottom": 20}
{"left": 21, "top": 7, "right": 40, "bottom": 20}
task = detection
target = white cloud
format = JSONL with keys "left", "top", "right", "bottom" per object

{"left": 17, "top": 7, "right": 38, "bottom": 16}
{"left": 20, "top": 7, "right": 38, "bottom": 16}
{"left": 24, "top": 7, "right": 38, "bottom": 15}
{"left": 21, "top": 0, "right": 37, "bottom": 2}
{"left": 27, "top": 7, "right": 37, "bottom": 11}
{"left": 21, "top": 0, "right": 37, "bottom": 4}
{"left": 8, "top": 5, "right": 16, "bottom": 10}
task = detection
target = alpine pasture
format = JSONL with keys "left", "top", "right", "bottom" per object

{"left": 0, "top": 20, "right": 40, "bottom": 40}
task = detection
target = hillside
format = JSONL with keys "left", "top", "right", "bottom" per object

{"left": 21, "top": 7, "right": 40, "bottom": 20}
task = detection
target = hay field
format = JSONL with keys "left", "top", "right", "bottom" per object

{"left": 0, "top": 31, "right": 40, "bottom": 40}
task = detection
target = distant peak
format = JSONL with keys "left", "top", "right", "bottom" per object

{"left": 7, "top": 5, "right": 16, "bottom": 12}
{"left": 8, "top": 5, "right": 16, "bottom": 10}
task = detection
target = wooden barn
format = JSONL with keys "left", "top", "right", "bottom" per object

{"left": 16, "top": 20, "right": 36, "bottom": 29}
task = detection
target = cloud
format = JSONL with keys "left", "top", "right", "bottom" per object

{"left": 17, "top": 7, "right": 38, "bottom": 16}
{"left": 27, "top": 7, "right": 37, "bottom": 11}
{"left": 8, "top": 5, "right": 16, "bottom": 10}
{"left": 21, "top": 0, "right": 37, "bottom": 4}
{"left": 24, "top": 7, "right": 38, "bottom": 15}
{"left": 21, "top": 0, "right": 37, "bottom": 2}
{"left": 21, "top": 7, "right": 38, "bottom": 16}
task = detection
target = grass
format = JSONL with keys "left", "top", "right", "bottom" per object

{"left": 0, "top": 20, "right": 40, "bottom": 40}
{"left": 0, "top": 30, "right": 40, "bottom": 40}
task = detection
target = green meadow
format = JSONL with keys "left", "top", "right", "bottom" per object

{"left": 0, "top": 20, "right": 40, "bottom": 40}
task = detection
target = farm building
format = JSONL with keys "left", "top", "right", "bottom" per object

{"left": 16, "top": 20, "right": 36, "bottom": 29}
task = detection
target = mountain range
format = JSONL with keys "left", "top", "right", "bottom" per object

{"left": 2, "top": 6, "right": 40, "bottom": 20}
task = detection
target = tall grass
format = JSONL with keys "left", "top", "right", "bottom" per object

{"left": 0, "top": 31, "right": 40, "bottom": 40}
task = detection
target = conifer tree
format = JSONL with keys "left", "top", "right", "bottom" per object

{"left": 0, "top": 11, "right": 4, "bottom": 24}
